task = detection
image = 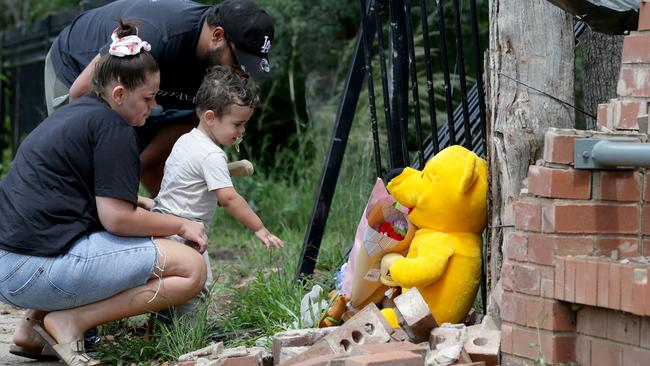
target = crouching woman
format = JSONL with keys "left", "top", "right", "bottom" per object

{"left": 0, "top": 20, "right": 207, "bottom": 366}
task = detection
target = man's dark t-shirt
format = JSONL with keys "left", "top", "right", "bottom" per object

{"left": 50, "top": 0, "right": 211, "bottom": 112}
{"left": 0, "top": 94, "right": 141, "bottom": 257}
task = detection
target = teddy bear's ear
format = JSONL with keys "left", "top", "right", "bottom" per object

{"left": 459, "top": 153, "right": 479, "bottom": 193}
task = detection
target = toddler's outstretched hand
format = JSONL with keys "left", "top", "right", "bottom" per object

{"left": 255, "top": 228, "right": 284, "bottom": 249}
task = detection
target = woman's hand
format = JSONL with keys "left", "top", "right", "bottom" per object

{"left": 137, "top": 196, "right": 155, "bottom": 210}
{"left": 179, "top": 220, "right": 208, "bottom": 253}
{"left": 254, "top": 228, "right": 284, "bottom": 249}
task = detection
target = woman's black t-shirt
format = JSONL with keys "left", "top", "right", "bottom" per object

{"left": 0, "top": 93, "right": 141, "bottom": 256}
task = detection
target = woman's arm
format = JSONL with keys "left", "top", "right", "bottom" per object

{"left": 96, "top": 196, "right": 208, "bottom": 252}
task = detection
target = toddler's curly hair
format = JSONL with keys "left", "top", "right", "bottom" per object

{"left": 195, "top": 65, "right": 259, "bottom": 116}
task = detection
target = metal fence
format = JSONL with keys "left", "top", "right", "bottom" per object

{"left": 297, "top": 0, "right": 488, "bottom": 277}
{"left": 0, "top": 0, "right": 112, "bottom": 157}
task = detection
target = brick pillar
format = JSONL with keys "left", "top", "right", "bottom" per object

{"left": 500, "top": 127, "right": 650, "bottom": 365}
{"left": 598, "top": 2, "right": 650, "bottom": 131}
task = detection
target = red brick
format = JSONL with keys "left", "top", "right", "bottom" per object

{"left": 500, "top": 354, "right": 528, "bottom": 366}
{"left": 526, "top": 234, "right": 553, "bottom": 266}
{"left": 514, "top": 201, "right": 542, "bottom": 232}
{"left": 598, "top": 260, "right": 610, "bottom": 308}
{"left": 644, "top": 174, "right": 650, "bottom": 202}
{"left": 501, "top": 262, "right": 515, "bottom": 291}
{"left": 640, "top": 2, "right": 650, "bottom": 31}
{"left": 575, "top": 259, "right": 587, "bottom": 304}
{"left": 511, "top": 326, "right": 539, "bottom": 360}
{"left": 618, "top": 67, "right": 650, "bottom": 98}
{"left": 565, "top": 257, "right": 576, "bottom": 302}
{"left": 644, "top": 240, "right": 650, "bottom": 257}
{"left": 555, "top": 256, "right": 565, "bottom": 300}
{"left": 576, "top": 336, "right": 591, "bottom": 366}
{"left": 554, "top": 235, "right": 594, "bottom": 256}
{"left": 633, "top": 267, "right": 648, "bottom": 316}
{"left": 464, "top": 326, "right": 500, "bottom": 366}
{"left": 221, "top": 355, "right": 259, "bottom": 366}
{"left": 542, "top": 334, "right": 575, "bottom": 364}
{"left": 505, "top": 232, "right": 527, "bottom": 262}
{"left": 514, "top": 264, "right": 541, "bottom": 296}
{"left": 646, "top": 270, "right": 650, "bottom": 316}
{"left": 525, "top": 297, "right": 575, "bottom": 331}
{"left": 540, "top": 266, "right": 555, "bottom": 299}
{"left": 598, "top": 237, "right": 641, "bottom": 258}
{"left": 622, "top": 33, "right": 650, "bottom": 63}
{"left": 610, "top": 263, "right": 623, "bottom": 310}
{"left": 501, "top": 323, "right": 513, "bottom": 354}
{"left": 642, "top": 205, "right": 650, "bottom": 235}
{"left": 608, "top": 310, "right": 641, "bottom": 346}
{"left": 641, "top": 317, "right": 650, "bottom": 349}
{"left": 526, "top": 165, "right": 591, "bottom": 199}
{"left": 620, "top": 99, "right": 644, "bottom": 130}
{"left": 591, "top": 338, "right": 623, "bottom": 365}
{"left": 543, "top": 203, "right": 638, "bottom": 234}
{"left": 623, "top": 346, "right": 650, "bottom": 366}
{"left": 598, "top": 102, "right": 613, "bottom": 130}
{"left": 599, "top": 171, "right": 642, "bottom": 201}
{"left": 622, "top": 265, "right": 636, "bottom": 313}
{"left": 543, "top": 130, "right": 576, "bottom": 165}
{"left": 585, "top": 259, "right": 599, "bottom": 306}
{"left": 349, "top": 342, "right": 425, "bottom": 357}
{"left": 501, "top": 291, "right": 527, "bottom": 326}
{"left": 577, "top": 306, "right": 608, "bottom": 337}
{"left": 344, "top": 351, "right": 422, "bottom": 365}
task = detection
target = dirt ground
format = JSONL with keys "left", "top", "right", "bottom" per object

{"left": 0, "top": 303, "right": 60, "bottom": 365}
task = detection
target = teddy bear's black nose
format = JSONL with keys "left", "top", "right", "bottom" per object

{"left": 384, "top": 167, "right": 405, "bottom": 184}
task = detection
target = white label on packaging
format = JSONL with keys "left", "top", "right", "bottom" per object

{"left": 363, "top": 268, "right": 381, "bottom": 282}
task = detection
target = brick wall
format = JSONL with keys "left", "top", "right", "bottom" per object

{"left": 498, "top": 4, "right": 650, "bottom": 365}
{"left": 499, "top": 127, "right": 650, "bottom": 366}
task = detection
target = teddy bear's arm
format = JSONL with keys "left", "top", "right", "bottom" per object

{"left": 390, "top": 242, "right": 454, "bottom": 288}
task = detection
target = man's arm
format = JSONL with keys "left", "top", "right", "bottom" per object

{"left": 69, "top": 53, "right": 102, "bottom": 102}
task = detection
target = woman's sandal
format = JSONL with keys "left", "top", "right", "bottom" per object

{"left": 9, "top": 315, "right": 59, "bottom": 361}
{"left": 33, "top": 324, "right": 102, "bottom": 366}
{"left": 9, "top": 343, "right": 59, "bottom": 361}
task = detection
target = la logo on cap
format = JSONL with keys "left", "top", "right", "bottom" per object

{"left": 261, "top": 35, "right": 271, "bottom": 54}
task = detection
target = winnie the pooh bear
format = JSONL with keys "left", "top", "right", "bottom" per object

{"left": 380, "top": 145, "right": 487, "bottom": 325}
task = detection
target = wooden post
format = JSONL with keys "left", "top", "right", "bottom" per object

{"left": 485, "top": 0, "right": 575, "bottom": 316}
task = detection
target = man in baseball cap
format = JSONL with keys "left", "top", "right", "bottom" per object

{"left": 208, "top": 0, "right": 275, "bottom": 77}
{"left": 44, "top": 0, "right": 276, "bottom": 197}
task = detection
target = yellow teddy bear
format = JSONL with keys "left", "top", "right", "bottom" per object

{"left": 380, "top": 145, "right": 487, "bottom": 325}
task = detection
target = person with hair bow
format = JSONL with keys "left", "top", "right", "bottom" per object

{"left": 0, "top": 20, "right": 209, "bottom": 366}
{"left": 44, "top": 0, "right": 275, "bottom": 197}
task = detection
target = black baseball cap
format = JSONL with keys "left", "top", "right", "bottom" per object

{"left": 213, "top": 0, "right": 274, "bottom": 77}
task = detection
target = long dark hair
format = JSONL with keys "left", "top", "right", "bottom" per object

{"left": 92, "top": 18, "right": 159, "bottom": 96}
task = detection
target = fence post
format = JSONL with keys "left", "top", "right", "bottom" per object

{"left": 387, "top": 0, "right": 409, "bottom": 169}
{"left": 0, "top": 34, "right": 4, "bottom": 166}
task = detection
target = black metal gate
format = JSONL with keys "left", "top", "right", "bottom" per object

{"left": 297, "top": 0, "right": 488, "bottom": 278}
{"left": 0, "top": 1, "right": 112, "bottom": 159}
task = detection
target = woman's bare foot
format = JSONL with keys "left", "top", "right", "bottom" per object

{"left": 42, "top": 310, "right": 85, "bottom": 344}
{"left": 12, "top": 310, "right": 46, "bottom": 348}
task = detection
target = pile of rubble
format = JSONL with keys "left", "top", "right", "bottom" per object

{"left": 174, "top": 289, "right": 501, "bottom": 366}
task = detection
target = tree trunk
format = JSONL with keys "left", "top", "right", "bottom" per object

{"left": 580, "top": 28, "right": 624, "bottom": 130}
{"left": 485, "top": 0, "right": 575, "bottom": 317}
